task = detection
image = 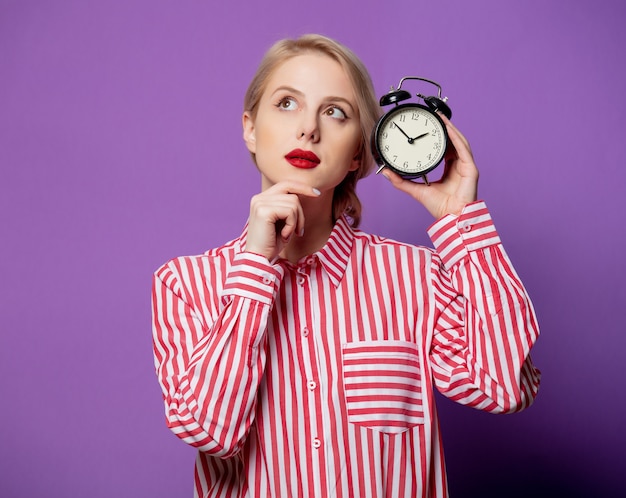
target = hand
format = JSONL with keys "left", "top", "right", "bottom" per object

{"left": 411, "top": 132, "right": 429, "bottom": 141}
{"left": 382, "top": 114, "right": 479, "bottom": 219}
{"left": 392, "top": 122, "right": 414, "bottom": 143}
{"left": 246, "top": 181, "right": 321, "bottom": 261}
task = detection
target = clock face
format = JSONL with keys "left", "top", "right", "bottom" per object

{"left": 374, "top": 104, "right": 447, "bottom": 178}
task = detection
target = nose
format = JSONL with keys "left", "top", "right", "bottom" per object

{"left": 298, "top": 111, "right": 320, "bottom": 143}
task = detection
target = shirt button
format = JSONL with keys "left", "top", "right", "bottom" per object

{"left": 306, "top": 257, "right": 316, "bottom": 266}
{"left": 296, "top": 275, "right": 306, "bottom": 286}
{"left": 262, "top": 275, "right": 271, "bottom": 285}
{"left": 460, "top": 221, "right": 472, "bottom": 232}
{"left": 312, "top": 438, "right": 321, "bottom": 449}
{"left": 302, "top": 327, "right": 310, "bottom": 337}
{"left": 307, "top": 380, "right": 317, "bottom": 391}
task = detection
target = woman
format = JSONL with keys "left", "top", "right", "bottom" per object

{"left": 152, "top": 34, "right": 540, "bottom": 497}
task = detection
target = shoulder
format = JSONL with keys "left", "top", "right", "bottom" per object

{"left": 350, "top": 228, "right": 444, "bottom": 269}
{"left": 352, "top": 227, "right": 434, "bottom": 255}
{"left": 347, "top": 229, "right": 452, "bottom": 294}
{"left": 154, "top": 236, "right": 242, "bottom": 292}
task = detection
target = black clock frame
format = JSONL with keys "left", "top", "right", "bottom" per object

{"left": 371, "top": 102, "right": 449, "bottom": 180}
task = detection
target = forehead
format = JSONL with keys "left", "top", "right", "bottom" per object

{"left": 263, "top": 53, "right": 356, "bottom": 101}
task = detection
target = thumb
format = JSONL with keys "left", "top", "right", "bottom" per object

{"left": 382, "top": 169, "right": 429, "bottom": 203}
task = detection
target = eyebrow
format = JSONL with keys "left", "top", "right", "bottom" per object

{"left": 271, "top": 85, "right": 357, "bottom": 113}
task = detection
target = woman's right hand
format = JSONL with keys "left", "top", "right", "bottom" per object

{"left": 245, "top": 181, "right": 321, "bottom": 261}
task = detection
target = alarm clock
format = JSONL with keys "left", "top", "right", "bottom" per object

{"left": 371, "top": 77, "right": 452, "bottom": 183}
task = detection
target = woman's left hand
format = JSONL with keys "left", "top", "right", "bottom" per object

{"left": 382, "top": 114, "right": 479, "bottom": 220}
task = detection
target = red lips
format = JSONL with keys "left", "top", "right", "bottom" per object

{"left": 285, "top": 149, "right": 321, "bottom": 169}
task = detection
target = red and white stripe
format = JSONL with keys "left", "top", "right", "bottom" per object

{"left": 152, "top": 201, "right": 540, "bottom": 497}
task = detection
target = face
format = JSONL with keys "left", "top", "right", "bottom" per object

{"left": 243, "top": 53, "right": 362, "bottom": 192}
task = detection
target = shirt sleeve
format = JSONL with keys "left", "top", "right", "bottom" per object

{"left": 427, "top": 201, "right": 541, "bottom": 413}
{"left": 151, "top": 251, "right": 283, "bottom": 457}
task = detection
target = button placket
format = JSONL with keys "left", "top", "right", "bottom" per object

{"left": 293, "top": 259, "right": 322, "bottom": 457}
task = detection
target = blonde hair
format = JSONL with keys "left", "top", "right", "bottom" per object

{"left": 243, "top": 34, "right": 381, "bottom": 227}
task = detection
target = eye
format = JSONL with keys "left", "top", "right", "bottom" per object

{"left": 276, "top": 96, "right": 298, "bottom": 111}
{"left": 324, "top": 105, "right": 347, "bottom": 120}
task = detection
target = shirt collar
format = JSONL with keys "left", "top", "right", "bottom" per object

{"left": 237, "top": 216, "right": 354, "bottom": 287}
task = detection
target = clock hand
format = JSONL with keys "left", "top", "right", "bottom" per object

{"left": 411, "top": 132, "right": 429, "bottom": 141}
{"left": 392, "top": 122, "right": 414, "bottom": 143}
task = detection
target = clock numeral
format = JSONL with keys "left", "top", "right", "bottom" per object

{"left": 384, "top": 145, "right": 390, "bottom": 152}
{"left": 399, "top": 114, "right": 406, "bottom": 122}
{"left": 393, "top": 155, "right": 398, "bottom": 162}
{"left": 382, "top": 131, "right": 388, "bottom": 139}
{"left": 390, "top": 122, "right": 396, "bottom": 129}
{"left": 412, "top": 112, "right": 419, "bottom": 120}
{"left": 403, "top": 161, "right": 409, "bottom": 168}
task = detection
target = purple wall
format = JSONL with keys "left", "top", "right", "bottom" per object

{"left": 1, "top": 1, "right": 624, "bottom": 496}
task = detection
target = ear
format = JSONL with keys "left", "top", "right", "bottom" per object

{"left": 242, "top": 111, "right": 256, "bottom": 154}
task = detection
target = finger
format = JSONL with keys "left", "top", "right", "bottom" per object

{"left": 257, "top": 195, "right": 304, "bottom": 241}
{"left": 279, "top": 207, "right": 299, "bottom": 242}
{"left": 265, "top": 181, "right": 322, "bottom": 198}
{"left": 439, "top": 115, "right": 474, "bottom": 162}
{"left": 438, "top": 113, "right": 468, "bottom": 145}
{"left": 382, "top": 168, "right": 428, "bottom": 201}
{"left": 284, "top": 194, "right": 306, "bottom": 238}
{"left": 263, "top": 182, "right": 317, "bottom": 237}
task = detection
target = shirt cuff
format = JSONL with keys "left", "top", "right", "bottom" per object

{"left": 427, "top": 201, "right": 501, "bottom": 269}
{"left": 222, "top": 252, "right": 284, "bottom": 305}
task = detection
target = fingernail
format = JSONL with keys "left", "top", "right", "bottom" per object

{"left": 299, "top": 228, "right": 305, "bottom": 237}
{"left": 312, "top": 188, "right": 321, "bottom": 196}
{"left": 382, "top": 172, "right": 391, "bottom": 181}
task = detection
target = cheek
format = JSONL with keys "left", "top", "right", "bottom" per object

{"left": 334, "top": 129, "right": 362, "bottom": 162}
{"left": 254, "top": 115, "right": 290, "bottom": 150}
{"left": 250, "top": 121, "right": 282, "bottom": 169}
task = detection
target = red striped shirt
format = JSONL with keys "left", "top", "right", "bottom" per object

{"left": 152, "top": 201, "right": 540, "bottom": 497}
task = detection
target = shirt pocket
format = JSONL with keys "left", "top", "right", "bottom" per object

{"left": 341, "top": 340, "right": 425, "bottom": 434}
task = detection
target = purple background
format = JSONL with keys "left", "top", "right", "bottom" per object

{"left": 1, "top": 1, "right": 624, "bottom": 496}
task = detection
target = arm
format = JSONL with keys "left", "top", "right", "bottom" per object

{"left": 151, "top": 251, "right": 283, "bottom": 457}
{"left": 152, "top": 180, "right": 317, "bottom": 456}
{"left": 428, "top": 202, "right": 540, "bottom": 413}
{"left": 383, "top": 115, "right": 540, "bottom": 411}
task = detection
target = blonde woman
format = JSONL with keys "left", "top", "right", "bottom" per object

{"left": 152, "top": 34, "right": 540, "bottom": 497}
